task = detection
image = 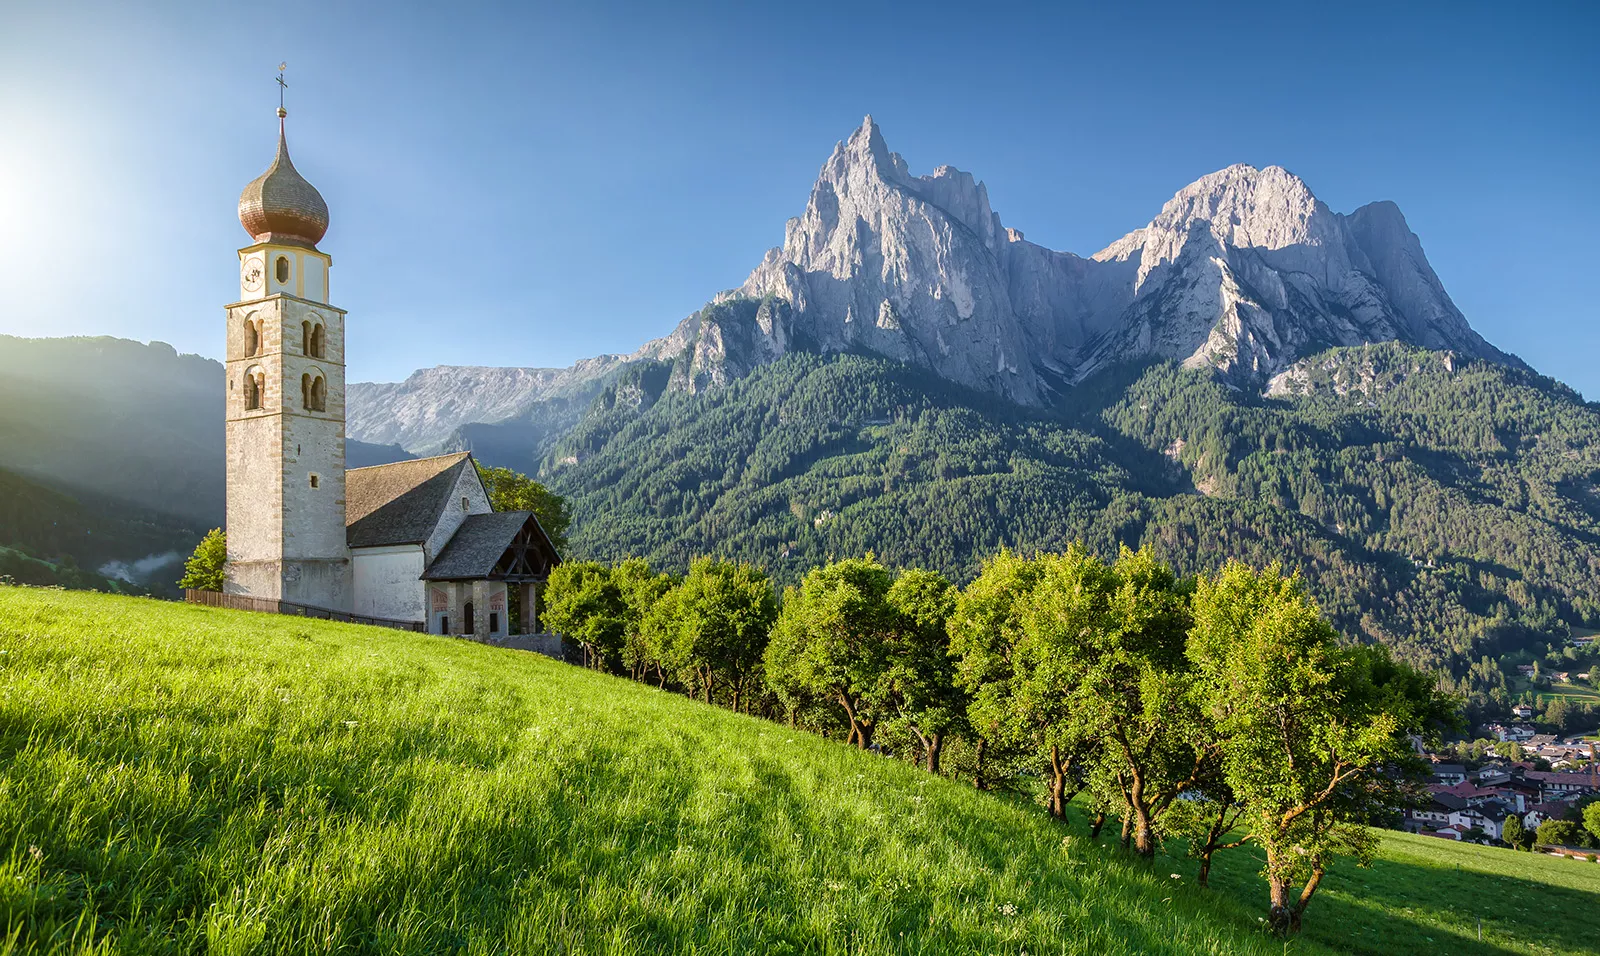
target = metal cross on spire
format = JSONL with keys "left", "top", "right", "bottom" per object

{"left": 276, "top": 62, "right": 288, "bottom": 111}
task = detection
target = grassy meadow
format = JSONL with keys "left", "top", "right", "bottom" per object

{"left": 1, "top": 586, "right": 1597, "bottom": 954}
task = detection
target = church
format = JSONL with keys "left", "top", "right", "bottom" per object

{"left": 220, "top": 101, "right": 561, "bottom": 638}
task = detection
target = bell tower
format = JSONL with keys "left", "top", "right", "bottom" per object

{"left": 224, "top": 94, "right": 351, "bottom": 609}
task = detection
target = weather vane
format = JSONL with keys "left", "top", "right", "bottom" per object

{"left": 276, "top": 62, "right": 288, "bottom": 112}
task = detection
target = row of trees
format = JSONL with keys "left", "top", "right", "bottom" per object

{"left": 1502, "top": 805, "right": 1600, "bottom": 853}
{"left": 542, "top": 546, "right": 1458, "bottom": 935}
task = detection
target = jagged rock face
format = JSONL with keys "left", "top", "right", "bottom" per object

{"left": 738, "top": 120, "right": 1519, "bottom": 402}
{"left": 739, "top": 118, "right": 1048, "bottom": 403}
{"left": 1084, "top": 165, "right": 1521, "bottom": 382}
{"left": 347, "top": 356, "right": 632, "bottom": 452}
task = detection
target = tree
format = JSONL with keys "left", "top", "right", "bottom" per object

{"left": 476, "top": 464, "right": 572, "bottom": 552}
{"left": 1584, "top": 802, "right": 1600, "bottom": 844}
{"left": 611, "top": 557, "right": 675, "bottom": 683}
{"left": 1535, "top": 818, "right": 1585, "bottom": 848}
{"left": 541, "top": 561, "right": 626, "bottom": 670}
{"left": 882, "top": 568, "right": 962, "bottom": 773}
{"left": 1501, "top": 813, "right": 1528, "bottom": 850}
{"left": 950, "top": 549, "right": 1094, "bottom": 819}
{"left": 1054, "top": 546, "right": 1200, "bottom": 858}
{"left": 177, "top": 528, "right": 227, "bottom": 592}
{"left": 665, "top": 558, "right": 777, "bottom": 710}
{"left": 1190, "top": 562, "right": 1458, "bottom": 936}
{"left": 1544, "top": 697, "right": 1571, "bottom": 733}
{"left": 1162, "top": 783, "right": 1247, "bottom": 887}
{"left": 1494, "top": 740, "right": 1525, "bottom": 761}
{"left": 765, "top": 557, "right": 897, "bottom": 748}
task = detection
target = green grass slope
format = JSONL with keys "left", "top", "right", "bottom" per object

{"left": 1, "top": 587, "right": 1596, "bottom": 954}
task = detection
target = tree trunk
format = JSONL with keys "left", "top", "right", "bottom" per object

{"left": 926, "top": 734, "right": 942, "bottom": 775}
{"left": 1048, "top": 745, "right": 1067, "bottom": 820}
{"left": 1128, "top": 772, "right": 1156, "bottom": 857}
{"left": 1089, "top": 810, "right": 1106, "bottom": 838}
{"left": 1120, "top": 813, "right": 1132, "bottom": 849}
{"left": 1290, "top": 865, "right": 1324, "bottom": 932}
{"left": 1195, "top": 802, "right": 1234, "bottom": 888}
{"left": 731, "top": 685, "right": 741, "bottom": 714}
{"left": 1265, "top": 846, "right": 1294, "bottom": 936}
{"left": 837, "top": 693, "right": 872, "bottom": 750}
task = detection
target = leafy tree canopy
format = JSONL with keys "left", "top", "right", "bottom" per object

{"left": 177, "top": 528, "right": 227, "bottom": 592}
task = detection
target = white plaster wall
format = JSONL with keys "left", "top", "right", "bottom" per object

{"left": 423, "top": 462, "right": 494, "bottom": 562}
{"left": 301, "top": 256, "right": 327, "bottom": 303}
{"left": 352, "top": 546, "right": 427, "bottom": 622}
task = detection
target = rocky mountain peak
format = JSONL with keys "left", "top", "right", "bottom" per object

{"left": 731, "top": 122, "right": 1523, "bottom": 404}
{"left": 351, "top": 120, "right": 1526, "bottom": 449}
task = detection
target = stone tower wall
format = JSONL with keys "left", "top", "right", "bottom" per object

{"left": 223, "top": 268, "right": 352, "bottom": 609}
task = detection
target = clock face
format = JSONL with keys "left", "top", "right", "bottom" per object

{"left": 241, "top": 257, "right": 264, "bottom": 293}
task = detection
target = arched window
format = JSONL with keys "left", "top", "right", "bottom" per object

{"left": 243, "top": 366, "right": 265, "bottom": 410}
{"left": 275, "top": 256, "right": 290, "bottom": 284}
{"left": 312, "top": 375, "right": 327, "bottom": 412}
{"left": 311, "top": 323, "right": 326, "bottom": 359}
{"left": 244, "top": 316, "right": 260, "bottom": 357}
{"left": 301, "top": 373, "right": 312, "bottom": 410}
{"left": 301, "top": 321, "right": 312, "bottom": 355}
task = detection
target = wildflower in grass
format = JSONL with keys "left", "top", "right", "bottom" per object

{"left": 27, "top": 845, "right": 43, "bottom": 861}
{"left": 1170, "top": 874, "right": 1181, "bottom": 880}
{"left": 997, "top": 902, "right": 1017, "bottom": 917}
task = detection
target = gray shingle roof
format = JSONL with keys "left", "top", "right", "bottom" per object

{"left": 424, "top": 511, "right": 556, "bottom": 580}
{"left": 345, "top": 453, "right": 472, "bottom": 549}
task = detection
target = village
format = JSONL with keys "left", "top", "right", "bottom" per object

{"left": 1409, "top": 727, "right": 1599, "bottom": 859}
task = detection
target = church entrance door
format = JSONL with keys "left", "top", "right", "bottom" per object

{"left": 463, "top": 602, "right": 475, "bottom": 634}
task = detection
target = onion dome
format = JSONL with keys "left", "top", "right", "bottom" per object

{"left": 238, "top": 108, "right": 329, "bottom": 248}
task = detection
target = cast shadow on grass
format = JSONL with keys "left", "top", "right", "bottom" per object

{"left": 1188, "top": 832, "right": 1596, "bottom": 956}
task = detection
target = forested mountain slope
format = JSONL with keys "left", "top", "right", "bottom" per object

{"left": 543, "top": 343, "right": 1600, "bottom": 702}
{"left": 0, "top": 466, "right": 199, "bottom": 592}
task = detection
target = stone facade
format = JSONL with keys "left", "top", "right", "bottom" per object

{"left": 224, "top": 240, "right": 352, "bottom": 610}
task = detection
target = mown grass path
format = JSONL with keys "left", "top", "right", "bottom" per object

{"left": 1, "top": 587, "right": 1595, "bottom": 953}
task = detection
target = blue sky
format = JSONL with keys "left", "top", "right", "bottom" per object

{"left": 1, "top": 1, "right": 1596, "bottom": 394}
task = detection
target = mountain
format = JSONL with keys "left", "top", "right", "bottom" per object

{"left": 349, "top": 117, "right": 1523, "bottom": 445}
{"left": 0, "top": 336, "right": 408, "bottom": 536}
{"left": 0, "top": 336, "right": 224, "bottom": 527}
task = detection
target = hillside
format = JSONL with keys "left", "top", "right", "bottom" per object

{"left": 2, "top": 586, "right": 1596, "bottom": 954}
{"left": 538, "top": 343, "right": 1600, "bottom": 700}
{"left": 0, "top": 466, "right": 200, "bottom": 593}
{"left": 0, "top": 336, "right": 224, "bottom": 527}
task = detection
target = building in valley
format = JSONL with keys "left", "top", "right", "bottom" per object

{"left": 220, "top": 97, "right": 559, "bottom": 636}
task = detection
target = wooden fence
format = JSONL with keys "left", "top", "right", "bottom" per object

{"left": 184, "top": 589, "right": 425, "bottom": 632}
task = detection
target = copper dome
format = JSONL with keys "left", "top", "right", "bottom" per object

{"left": 238, "top": 111, "right": 329, "bottom": 248}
